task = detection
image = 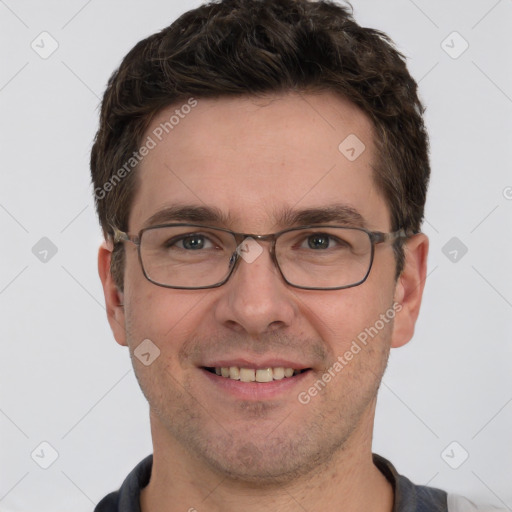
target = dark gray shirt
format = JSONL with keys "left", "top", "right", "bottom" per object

{"left": 95, "top": 453, "right": 448, "bottom": 511}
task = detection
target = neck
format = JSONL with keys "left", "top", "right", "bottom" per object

{"left": 140, "top": 405, "right": 394, "bottom": 512}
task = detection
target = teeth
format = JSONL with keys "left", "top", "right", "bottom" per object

{"left": 273, "top": 367, "right": 285, "bottom": 380}
{"left": 229, "top": 366, "right": 240, "bottom": 380}
{"left": 255, "top": 368, "right": 273, "bottom": 383}
{"left": 239, "top": 368, "right": 255, "bottom": 382}
{"left": 213, "top": 366, "right": 302, "bottom": 382}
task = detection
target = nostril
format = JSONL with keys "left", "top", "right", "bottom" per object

{"left": 267, "top": 320, "right": 286, "bottom": 332}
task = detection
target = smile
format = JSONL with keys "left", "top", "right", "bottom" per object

{"left": 204, "top": 366, "right": 309, "bottom": 382}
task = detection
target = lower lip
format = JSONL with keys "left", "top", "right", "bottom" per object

{"left": 201, "top": 368, "right": 311, "bottom": 400}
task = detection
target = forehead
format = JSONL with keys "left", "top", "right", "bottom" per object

{"left": 129, "top": 92, "right": 389, "bottom": 232}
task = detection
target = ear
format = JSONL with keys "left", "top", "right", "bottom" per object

{"left": 391, "top": 233, "right": 429, "bottom": 348}
{"left": 98, "top": 241, "right": 127, "bottom": 346}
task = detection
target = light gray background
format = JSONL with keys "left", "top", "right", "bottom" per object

{"left": 1, "top": 0, "right": 511, "bottom": 510}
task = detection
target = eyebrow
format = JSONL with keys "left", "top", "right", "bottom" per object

{"left": 142, "top": 204, "right": 366, "bottom": 230}
{"left": 142, "top": 205, "right": 231, "bottom": 228}
{"left": 279, "top": 204, "right": 366, "bottom": 228}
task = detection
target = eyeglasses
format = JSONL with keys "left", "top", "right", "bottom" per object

{"left": 112, "top": 223, "right": 408, "bottom": 290}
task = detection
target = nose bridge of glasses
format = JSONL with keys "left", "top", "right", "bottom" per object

{"left": 229, "top": 233, "right": 279, "bottom": 273}
{"left": 236, "top": 232, "right": 278, "bottom": 255}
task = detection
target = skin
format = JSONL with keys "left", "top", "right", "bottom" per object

{"left": 98, "top": 92, "right": 428, "bottom": 511}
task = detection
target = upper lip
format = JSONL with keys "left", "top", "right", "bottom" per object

{"left": 201, "top": 358, "right": 311, "bottom": 370}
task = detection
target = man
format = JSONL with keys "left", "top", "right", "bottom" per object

{"left": 90, "top": 0, "right": 484, "bottom": 510}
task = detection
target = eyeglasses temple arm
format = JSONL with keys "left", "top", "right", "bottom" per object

{"left": 112, "top": 226, "right": 128, "bottom": 244}
{"left": 373, "top": 228, "right": 416, "bottom": 245}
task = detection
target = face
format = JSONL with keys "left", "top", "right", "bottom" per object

{"left": 100, "top": 92, "right": 427, "bottom": 483}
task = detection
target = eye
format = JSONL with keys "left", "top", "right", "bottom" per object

{"left": 302, "top": 233, "right": 346, "bottom": 250}
{"left": 171, "top": 234, "right": 215, "bottom": 250}
{"left": 306, "top": 234, "right": 330, "bottom": 250}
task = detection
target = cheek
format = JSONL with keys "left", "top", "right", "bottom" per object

{"left": 304, "top": 279, "right": 396, "bottom": 357}
{"left": 123, "top": 287, "right": 210, "bottom": 405}
{"left": 308, "top": 291, "right": 395, "bottom": 405}
{"left": 123, "top": 272, "right": 210, "bottom": 354}
{"left": 314, "top": 289, "right": 386, "bottom": 328}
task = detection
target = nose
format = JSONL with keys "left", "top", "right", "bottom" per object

{"left": 213, "top": 239, "right": 297, "bottom": 336}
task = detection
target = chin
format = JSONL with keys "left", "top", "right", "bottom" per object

{"left": 194, "top": 428, "right": 345, "bottom": 486}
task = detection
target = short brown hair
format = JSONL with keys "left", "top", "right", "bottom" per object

{"left": 91, "top": 0, "right": 430, "bottom": 290}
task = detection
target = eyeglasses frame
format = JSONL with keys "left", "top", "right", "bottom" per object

{"left": 112, "top": 223, "right": 410, "bottom": 291}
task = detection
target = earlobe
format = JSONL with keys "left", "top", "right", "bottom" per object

{"left": 98, "top": 241, "right": 127, "bottom": 346}
{"left": 391, "top": 233, "right": 429, "bottom": 349}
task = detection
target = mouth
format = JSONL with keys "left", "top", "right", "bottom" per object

{"left": 203, "top": 366, "right": 311, "bottom": 382}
